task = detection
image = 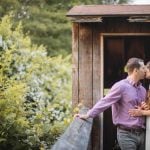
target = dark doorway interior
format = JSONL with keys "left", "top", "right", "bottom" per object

{"left": 103, "top": 36, "right": 150, "bottom": 150}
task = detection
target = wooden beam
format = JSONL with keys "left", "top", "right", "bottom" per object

{"left": 72, "top": 23, "right": 79, "bottom": 108}
{"left": 79, "top": 23, "right": 93, "bottom": 108}
{"left": 92, "top": 24, "right": 102, "bottom": 150}
{"left": 128, "top": 16, "right": 150, "bottom": 22}
{"left": 69, "top": 16, "right": 102, "bottom": 23}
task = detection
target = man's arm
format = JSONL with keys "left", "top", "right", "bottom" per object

{"left": 75, "top": 83, "right": 122, "bottom": 119}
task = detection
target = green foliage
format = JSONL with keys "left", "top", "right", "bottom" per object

{"left": 0, "top": 15, "right": 72, "bottom": 149}
{"left": 0, "top": 0, "right": 131, "bottom": 56}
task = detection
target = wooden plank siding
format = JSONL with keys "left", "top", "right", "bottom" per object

{"left": 71, "top": 18, "right": 150, "bottom": 150}
{"left": 72, "top": 23, "right": 79, "bottom": 108}
{"left": 91, "top": 23, "right": 102, "bottom": 150}
{"left": 72, "top": 23, "right": 103, "bottom": 149}
{"left": 96, "top": 18, "right": 150, "bottom": 33}
{"left": 79, "top": 23, "right": 93, "bottom": 108}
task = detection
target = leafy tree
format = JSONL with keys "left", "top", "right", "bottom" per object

{"left": 0, "top": 0, "right": 131, "bottom": 56}
{"left": 0, "top": 15, "right": 72, "bottom": 149}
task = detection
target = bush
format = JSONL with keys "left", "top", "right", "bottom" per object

{"left": 0, "top": 15, "right": 72, "bottom": 149}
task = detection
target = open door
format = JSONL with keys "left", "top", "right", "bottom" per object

{"left": 103, "top": 36, "right": 150, "bottom": 150}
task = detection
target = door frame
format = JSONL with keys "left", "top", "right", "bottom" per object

{"left": 99, "top": 33, "right": 150, "bottom": 150}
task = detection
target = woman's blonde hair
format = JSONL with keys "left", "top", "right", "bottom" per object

{"left": 146, "top": 90, "right": 150, "bottom": 108}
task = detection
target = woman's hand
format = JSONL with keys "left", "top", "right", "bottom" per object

{"left": 140, "top": 102, "right": 149, "bottom": 110}
{"left": 128, "top": 109, "right": 143, "bottom": 117}
{"left": 128, "top": 102, "right": 149, "bottom": 117}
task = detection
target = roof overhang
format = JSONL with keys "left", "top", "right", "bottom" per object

{"left": 67, "top": 5, "right": 150, "bottom": 22}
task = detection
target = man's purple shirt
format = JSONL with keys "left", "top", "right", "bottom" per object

{"left": 87, "top": 77, "right": 146, "bottom": 128}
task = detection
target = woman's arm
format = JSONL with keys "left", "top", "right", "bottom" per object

{"left": 141, "top": 110, "right": 150, "bottom": 116}
{"left": 128, "top": 109, "right": 150, "bottom": 116}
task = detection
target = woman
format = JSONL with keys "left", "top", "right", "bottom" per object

{"left": 129, "top": 61, "right": 150, "bottom": 150}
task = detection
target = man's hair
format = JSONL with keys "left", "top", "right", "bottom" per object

{"left": 125, "top": 58, "right": 144, "bottom": 73}
{"left": 146, "top": 61, "right": 150, "bottom": 70}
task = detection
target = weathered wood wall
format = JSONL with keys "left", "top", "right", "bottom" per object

{"left": 72, "top": 18, "right": 150, "bottom": 150}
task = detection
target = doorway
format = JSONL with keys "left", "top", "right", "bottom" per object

{"left": 103, "top": 35, "right": 150, "bottom": 150}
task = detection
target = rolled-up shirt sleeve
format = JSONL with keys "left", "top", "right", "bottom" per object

{"left": 87, "top": 83, "right": 122, "bottom": 118}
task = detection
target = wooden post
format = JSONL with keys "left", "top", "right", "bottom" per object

{"left": 91, "top": 24, "right": 102, "bottom": 150}
{"left": 72, "top": 23, "right": 79, "bottom": 108}
{"left": 79, "top": 23, "right": 93, "bottom": 108}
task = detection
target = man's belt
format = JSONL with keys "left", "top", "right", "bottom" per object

{"left": 118, "top": 125, "right": 145, "bottom": 133}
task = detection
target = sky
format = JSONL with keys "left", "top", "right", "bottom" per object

{"left": 132, "top": 0, "right": 150, "bottom": 4}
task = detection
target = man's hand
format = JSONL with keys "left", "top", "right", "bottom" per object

{"left": 74, "top": 114, "right": 90, "bottom": 120}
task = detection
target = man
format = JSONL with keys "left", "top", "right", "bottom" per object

{"left": 129, "top": 61, "right": 150, "bottom": 150}
{"left": 76, "top": 58, "right": 146, "bottom": 150}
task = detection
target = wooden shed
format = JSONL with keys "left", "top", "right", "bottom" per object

{"left": 67, "top": 5, "right": 150, "bottom": 150}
